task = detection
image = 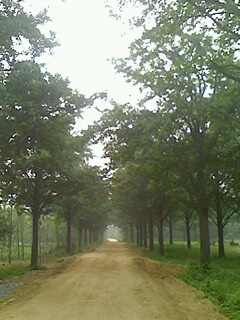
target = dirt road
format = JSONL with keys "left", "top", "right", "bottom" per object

{"left": 0, "top": 242, "right": 226, "bottom": 320}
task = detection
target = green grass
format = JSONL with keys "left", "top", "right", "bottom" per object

{"left": 137, "top": 242, "right": 240, "bottom": 320}
{"left": 0, "top": 264, "right": 30, "bottom": 280}
{"left": 179, "top": 264, "right": 240, "bottom": 319}
{"left": 0, "top": 242, "right": 102, "bottom": 275}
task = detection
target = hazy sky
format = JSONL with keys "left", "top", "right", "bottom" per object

{"left": 24, "top": 0, "right": 139, "bottom": 115}
{"left": 23, "top": 0, "right": 140, "bottom": 165}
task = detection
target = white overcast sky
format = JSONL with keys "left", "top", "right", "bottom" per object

{"left": 24, "top": 0, "right": 141, "bottom": 121}
{"left": 23, "top": 0, "right": 142, "bottom": 165}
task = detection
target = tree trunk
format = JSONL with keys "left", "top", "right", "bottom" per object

{"left": 84, "top": 228, "right": 88, "bottom": 245}
{"left": 185, "top": 212, "right": 191, "bottom": 249}
{"left": 99, "top": 228, "right": 104, "bottom": 241}
{"left": 65, "top": 210, "right": 73, "bottom": 254}
{"left": 93, "top": 228, "right": 98, "bottom": 242}
{"left": 8, "top": 206, "right": 13, "bottom": 264}
{"left": 217, "top": 220, "right": 224, "bottom": 258}
{"left": 216, "top": 186, "right": 225, "bottom": 258}
{"left": 122, "top": 226, "right": 127, "bottom": 242}
{"left": 89, "top": 228, "right": 93, "bottom": 243}
{"left": 17, "top": 215, "right": 20, "bottom": 260}
{"left": 158, "top": 218, "right": 164, "bottom": 256}
{"left": 31, "top": 209, "right": 40, "bottom": 268}
{"left": 66, "top": 219, "right": 72, "bottom": 254}
{"left": 31, "top": 168, "right": 41, "bottom": 268}
{"left": 139, "top": 223, "right": 143, "bottom": 246}
{"left": 136, "top": 224, "right": 140, "bottom": 245}
{"left": 66, "top": 213, "right": 72, "bottom": 254}
{"left": 20, "top": 214, "right": 25, "bottom": 260}
{"left": 199, "top": 213, "right": 210, "bottom": 265}
{"left": 8, "top": 233, "right": 12, "bottom": 265}
{"left": 193, "top": 223, "right": 198, "bottom": 241}
{"left": 78, "top": 228, "right": 82, "bottom": 247}
{"left": 196, "top": 144, "right": 210, "bottom": 265}
{"left": 169, "top": 216, "right": 173, "bottom": 245}
{"left": 130, "top": 223, "right": 134, "bottom": 243}
{"left": 55, "top": 220, "right": 60, "bottom": 248}
{"left": 143, "top": 222, "right": 148, "bottom": 248}
{"left": 148, "top": 213, "right": 154, "bottom": 251}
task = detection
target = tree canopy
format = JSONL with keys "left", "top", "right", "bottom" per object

{"left": 102, "top": 0, "right": 240, "bottom": 264}
{"left": 0, "top": 1, "right": 110, "bottom": 268}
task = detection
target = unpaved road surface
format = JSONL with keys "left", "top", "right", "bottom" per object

{"left": 0, "top": 242, "right": 226, "bottom": 320}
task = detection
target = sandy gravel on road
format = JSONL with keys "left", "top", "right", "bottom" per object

{"left": 0, "top": 242, "right": 226, "bottom": 320}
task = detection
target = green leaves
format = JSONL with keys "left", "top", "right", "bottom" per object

{"left": 0, "top": 0, "right": 56, "bottom": 71}
{"left": 104, "top": 0, "right": 240, "bottom": 263}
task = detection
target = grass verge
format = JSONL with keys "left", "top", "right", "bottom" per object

{"left": 137, "top": 242, "right": 240, "bottom": 320}
{"left": 0, "top": 264, "right": 30, "bottom": 280}
{"left": 0, "top": 241, "right": 102, "bottom": 279}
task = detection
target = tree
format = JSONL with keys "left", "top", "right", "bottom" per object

{"left": 0, "top": 61, "right": 87, "bottom": 268}
{"left": 56, "top": 162, "right": 110, "bottom": 254}
{"left": 0, "top": 206, "right": 12, "bottom": 245}
{"left": 105, "top": 0, "right": 240, "bottom": 264}
{"left": 74, "top": 166, "right": 110, "bottom": 244}
{"left": 97, "top": 104, "right": 177, "bottom": 252}
{"left": 0, "top": 0, "right": 56, "bottom": 72}
{"left": 56, "top": 165, "right": 89, "bottom": 255}
{"left": 208, "top": 98, "right": 240, "bottom": 258}
{"left": 107, "top": 0, "right": 240, "bottom": 82}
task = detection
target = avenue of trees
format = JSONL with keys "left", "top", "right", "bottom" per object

{"left": 1, "top": 0, "right": 240, "bottom": 269}
{"left": 0, "top": 1, "right": 109, "bottom": 268}
{"left": 97, "top": 0, "right": 240, "bottom": 264}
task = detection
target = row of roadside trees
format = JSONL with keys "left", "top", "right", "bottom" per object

{"left": 2, "top": 0, "right": 240, "bottom": 268}
{"left": 0, "top": 1, "right": 109, "bottom": 268}
{"left": 96, "top": 0, "right": 240, "bottom": 264}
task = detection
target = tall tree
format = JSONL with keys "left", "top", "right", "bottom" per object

{"left": 0, "top": 61, "right": 86, "bottom": 268}
{"left": 105, "top": 0, "right": 240, "bottom": 264}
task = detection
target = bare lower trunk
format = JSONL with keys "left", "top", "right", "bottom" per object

{"left": 216, "top": 210, "right": 224, "bottom": 259}
{"left": 31, "top": 209, "right": 40, "bottom": 268}
{"left": 78, "top": 228, "right": 82, "bottom": 247}
{"left": 136, "top": 224, "right": 140, "bottom": 245}
{"left": 148, "top": 213, "right": 154, "bottom": 251}
{"left": 139, "top": 223, "right": 143, "bottom": 246}
{"left": 130, "top": 223, "right": 134, "bottom": 243}
{"left": 17, "top": 216, "right": 20, "bottom": 260}
{"left": 169, "top": 216, "right": 173, "bottom": 245}
{"left": 197, "top": 148, "right": 210, "bottom": 265}
{"left": 125, "top": 226, "right": 129, "bottom": 242}
{"left": 143, "top": 222, "right": 148, "bottom": 248}
{"left": 199, "top": 213, "right": 210, "bottom": 265}
{"left": 158, "top": 218, "right": 164, "bottom": 256}
{"left": 8, "top": 207, "right": 13, "bottom": 264}
{"left": 185, "top": 213, "right": 191, "bottom": 249}
{"left": 217, "top": 221, "right": 225, "bottom": 258}
{"left": 84, "top": 228, "right": 88, "bottom": 244}
{"left": 89, "top": 229, "right": 93, "bottom": 243}
{"left": 93, "top": 228, "right": 98, "bottom": 242}
{"left": 66, "top": 214, "right": 72, "bottom": 254}
{"left": 20, "top": 215, "right": 25, "bottom": 260}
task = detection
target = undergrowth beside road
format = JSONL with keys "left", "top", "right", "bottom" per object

{"left": 137, "top": 242, "right": 240, "bottom": 320}
{"left": 0, "top": 264, "right": 29, "bottom": 281}
{"left": 0, "top": 242, "right": 101, "bottom": 280}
